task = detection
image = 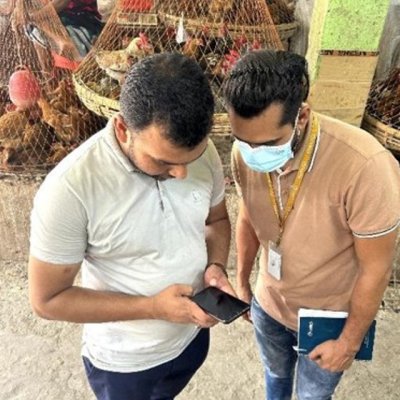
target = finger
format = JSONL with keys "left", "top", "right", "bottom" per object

{"left": 208, "top": 278, "right": 218, "bottom": 287}
{"left": 309, "top": 348, "right": 322, "bottom": 361}
{"left": 191, "top": 304, "right": 218, "bottom": 326}
{"left": 195, "top": 315, "right": 218, "bottom": 328}
{"left": 245, "top": 311, "right": 253, "bottom": 324}
{"left": 174, "top": 284, "right": 194, "bottom": 297}
{"left": 242, "top": 316, "right": 253, "bottom": 324}
{"left": 219, "top": 283, "right": 237, "bottom": 297}
{"left": 313, "top": 357, "right": 324, "bottom": 369}
{"left": 211, "top": 278, "right": 237, "bottom": 297}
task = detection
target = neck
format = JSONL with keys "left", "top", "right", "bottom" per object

{"left": 279, "top": 124, "right": 308, "bottom": 174}
{"left": 292, "top": 125, "right": 307, "bottom": 155}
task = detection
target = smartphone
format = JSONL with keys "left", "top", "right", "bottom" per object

{"left": 191, "top": 286, "right": 250, "bottom": 324}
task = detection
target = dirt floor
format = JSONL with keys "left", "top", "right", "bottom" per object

{"left": 1, "top": 193, "right": 400, "bottom": 400}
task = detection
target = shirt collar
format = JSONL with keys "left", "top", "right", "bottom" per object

{"left": 103, "top": 116, "right": 143, "bottom": 174}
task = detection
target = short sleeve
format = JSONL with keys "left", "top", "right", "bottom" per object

{"left": 208, "top": 139, "right": 226, "bottom": 207}
{"left": 30, "top": 175, "right": 88, "bottom": 264}
{"left": 346, "top": 151, "right": 400, "bottom": 238}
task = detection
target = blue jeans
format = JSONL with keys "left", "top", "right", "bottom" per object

{"left": 251, "top": 298, "right": 343, "bottom": 400}
{"left": 83, "top": 328, "right": 209, "bottom": 400}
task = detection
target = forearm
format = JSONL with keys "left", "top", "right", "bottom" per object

{"left": 236, "top": 205, "right": 259, "bottom": 286}
{"left": 205, "top": 216, "right": 231, "bottom": 267}
{"left": 339, "top": 231, "right": 397, "bottom": 352}
{"left": 33, "top": 286, "right": 154, "bottom": 323}
{"left": 339, "top": 265, "right": 392, "bottom": 351}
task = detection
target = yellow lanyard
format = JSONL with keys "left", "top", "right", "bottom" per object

{"left": 266, "top": 114, "right": 319, "bottom": 247}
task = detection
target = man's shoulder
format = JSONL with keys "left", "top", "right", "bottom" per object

{"left": 48, "top": 131, "right": 101, "bottom": 178}
{"left": 41, "top": 129, "right": 107, "bottom": 192}
{"left": 318, "top": 113, "right": 388, "bottom": 161}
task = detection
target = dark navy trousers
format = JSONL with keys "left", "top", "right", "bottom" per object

{"left": 83, "top": 328, "right": 209, "bottom": 400}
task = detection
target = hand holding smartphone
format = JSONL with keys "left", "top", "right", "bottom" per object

{"left": 191, "top": 286, "right": 250, "bottom": 324}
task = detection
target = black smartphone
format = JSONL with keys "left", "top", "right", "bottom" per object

{"left": 191, "top": 286, "right": 250, "bottom": 324}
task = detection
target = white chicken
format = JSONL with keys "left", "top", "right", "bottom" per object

{"left": 95, "top": 33, "right": 154, "bottom": 84}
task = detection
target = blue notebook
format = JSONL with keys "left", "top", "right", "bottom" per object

{"left": 297, "top": 308, "right": 376, "bottom": 361}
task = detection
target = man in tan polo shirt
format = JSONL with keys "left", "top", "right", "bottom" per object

{"left": 223, "top": 49, "right": 400, "bottom": 400}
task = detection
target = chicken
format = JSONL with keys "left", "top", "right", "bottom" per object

{"left": 206, "top": 24, "right": 233, "bottom": 56}
{"left": 211, "top": 50, "right": 241, "bottom": 83}
{"left": 22, "top": 121, "right": 54, "bottom": 150}
{"left": 182, "top": 37, "right": 204, "bottom": 60}
{"left": 38, "top": 98, "right": 77, "bottom": 143}
{"left": 95, "top": 33, "right": 154, "bottom": 84}
{"left": 0, "top": 140, "right": 32, "bottom": 170}
{"left": 46, "top": 143, "right": 70, "bottom": 165}
{"left": 1, "top": 145, "right": 22, "bottom": 169}
{"left": 0, "top": 111, "right": 28, "bottom": 141}
{"left": 209, "top": 0, "right": 235, "bottom": 22}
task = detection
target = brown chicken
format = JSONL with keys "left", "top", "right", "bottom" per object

{"left": 209, "top": 0, "right": 235, "bottom": 22}
{"left": 0, "top": 111, "right": 28, "bottom": 141}
{"left": 205, "top": 49, "right": 241, "bottom": 83}
{"left": 38, "top": 98, "right": 77, "bottom": 143}
{"left": 46, "top": 143, "right": 70, "bottom": 165}
{"left": 95, "top": 33, "right": 154, "bottom": 84}
{"left": 0, "top": 140, "right": 32, "bottom": 170}
{"left": 182, "top": 37, "right": 204, "bottom": 60}
{"left": 22, "top": 121, "right": 54, "bottom": 150}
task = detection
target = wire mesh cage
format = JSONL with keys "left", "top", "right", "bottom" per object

{"left": 73, "top": 0, "right": 285, "bottom": 123}
{"left": 0, "top": 0, "right": 105, "bottom": 175}
{"left": 265, "top": 0, "right": 297, "bottom": 47}
{"left": 362, "top": 67, "right": 400, "bottom": 157}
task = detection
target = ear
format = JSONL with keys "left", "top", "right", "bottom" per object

{"left": 297, "top": 103, "right": 311, "bottom": 132}
{"left": 114, "top": 114, "right": 129, "bottom": 144}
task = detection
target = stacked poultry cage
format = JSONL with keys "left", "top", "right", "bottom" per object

{"left": 0, "top": 0, "right": 105, "bottom": 262}
{"left": 362, "top": 67, "right": 400, "bottom": 157}
{"left": 73, "top": 0, "right": 284, "bottom": 117}
{"left": 73, "top": 0, "right": 284, "bottom": 174}
{"left": 0, "top": 0, "right": 105, "bottom": 174}
{"left": 265, "top": 0, "right": 297, "bottom": 49}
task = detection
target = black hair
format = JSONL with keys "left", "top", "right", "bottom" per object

{"left": 120, "top": 52, "right": 214, "bottom": 148}
{"left": 223, "top": 50, "right": 310, "bottom": 126}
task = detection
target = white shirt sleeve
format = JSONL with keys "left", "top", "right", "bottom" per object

{"left": 30, "top": 174, "right": 88, "bottom": 265}
{"left": 208, "top": 139, "right": 226, "bottom": 207}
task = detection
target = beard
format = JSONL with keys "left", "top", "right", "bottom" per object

{"left": 127, "top": 142, "right": 174, "bottom": 180}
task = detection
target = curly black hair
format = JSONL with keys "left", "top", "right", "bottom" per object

{"left": 120, "top": 53, "right": 214, "bottom": 149}
{"left": 223, "top": 50, "right": 309, "bottom": 126}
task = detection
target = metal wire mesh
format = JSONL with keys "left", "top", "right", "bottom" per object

{"left": 0, "top": 0, "right": 105, "bottom": 174}
{"left": 73, "top": 0, "right": 285, "bottom": 120}
{"left": 362, "top": 67, "right": 400, "bottom": 156}
{"left": 366, "top": 67, "right": 400, "bottom": 131}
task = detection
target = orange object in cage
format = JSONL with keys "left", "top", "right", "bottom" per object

{"left": 0, "top": 0, "right": 106, "bottom": 174}
{"left": 121, "top": 0, "right": 153, "bottom": 12}
{"left": 9, "top": 66, "right": 41, "bottom": 110}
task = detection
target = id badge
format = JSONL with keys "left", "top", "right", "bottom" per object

{"left": 268, "top": 240, "right": 282, "bottom": 280}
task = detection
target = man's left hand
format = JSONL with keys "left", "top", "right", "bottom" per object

{"left": 309, "top": 339, "right": 357, "bottom": 372}
{"left": 204, "top": 264, "right": 236, "bottom": 297}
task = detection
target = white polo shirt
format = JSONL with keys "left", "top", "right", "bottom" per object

{"left": 30, "top": 118, "right": 225, "bottom": 372}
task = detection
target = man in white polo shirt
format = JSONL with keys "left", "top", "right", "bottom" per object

{"left": 28, "top": 53, "right": 232, "bottom": 400}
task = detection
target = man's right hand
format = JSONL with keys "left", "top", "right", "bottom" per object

{"left": 151, "top": 284, "right": 218, "bottom": 328}
{"left": 236, "top": 282, "right": 253, "bottom": 323}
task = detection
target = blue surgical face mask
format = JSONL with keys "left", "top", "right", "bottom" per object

{"left": 237, "top": 113, "right": 300, "bottom": 173}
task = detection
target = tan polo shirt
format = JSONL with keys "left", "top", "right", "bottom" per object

{"left": 232, "top": 112, "right": 400, "bottom": 330}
